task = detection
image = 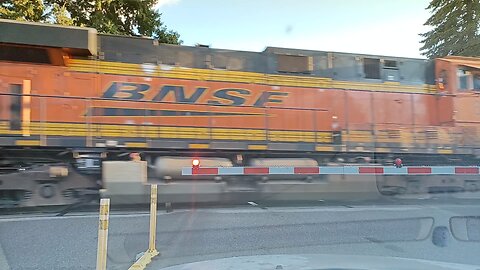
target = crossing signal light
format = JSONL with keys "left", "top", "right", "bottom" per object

{"left": 192, "top": 159, "right": 200, "bottom": 168}
{"left": 394, "top": 158, "right": 403, "bottom": 168}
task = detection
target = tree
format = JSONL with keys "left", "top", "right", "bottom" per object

{"left": 51, "top": 3, "right": 74, "bottom": 25}
{"left": 0, "top": 0, "right": 181, "bottom": 44}
{"left": 0, "top": 0, "right": 46, "bottom": 21}
{"left": 420, "top": 0, "right": 480, "bottom": 58}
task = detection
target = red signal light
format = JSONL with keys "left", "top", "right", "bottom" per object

{"left": 192, "top": 159, "right": 200, "bottom": 167}
{"left": 394, "top": 158, "right": 403, "bottom": 168}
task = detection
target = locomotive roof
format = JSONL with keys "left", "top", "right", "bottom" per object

{"left": 439, "top": 56, "right": 480, "bottom": 69}
{"left": 98, "top": 33, "right": 434, "bottom": 85}
{"left": 1, "top": 19, "right": 435, "bottom": 85}
{"left": 0, "top": 19, "right": 97, "bottom": 56}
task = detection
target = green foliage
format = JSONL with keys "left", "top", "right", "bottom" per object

{"left": 421, "top": 0, "right": 480, "bottom": 58}
{"left": 0, "top": 0, "right": 46, "bottom": 21}
{"left": 51, "top": 3, "right": 73, "bottom": 25}
{"left": 0, "top": 0, "right": 181, "bottom": 44}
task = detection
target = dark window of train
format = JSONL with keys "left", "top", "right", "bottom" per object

{"left": 277, "top": 54, "right": 313, "bottom": 74}
{"left": 363, "top": 58, "right": 381, "bottom": 79}
{"left": 0, "top": 45, "right": 50, "bottom": 64}
{"left": 457, "top": 69, "right": 470, "bottom": 91}
{"left": 384, "top": 60, "right": 398, "bottom": 69}
{"left": 439, "top": 70, "right": 448, "bottom": 86}
{"left": 474, "top": 74, "right": 480, "bottom": 91}
{"left": 9, "top": 84, "right": 22, "bottom": 130}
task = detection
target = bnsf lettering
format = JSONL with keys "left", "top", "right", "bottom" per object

{"left": 102, "top": 82, "right": 150, "bottom": 100}
{"left": 153, "top": 85, "right": 207, "bottom": 103}
{"left": 208, "top": 89, "right": 250, "bottom": 106}
{"left": 102, "top": 82, "right": 288, "bottom": 107}
{"left": 254, "top": 91, "right": 289, "bottom": 107}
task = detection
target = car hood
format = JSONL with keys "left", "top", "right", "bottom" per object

{"left": 159, "top": 254, "right": 479, "bottom": 270}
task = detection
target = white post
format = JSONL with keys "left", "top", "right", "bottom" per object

{"left": 96, "top": 198, "right": 110, "bottom": 270}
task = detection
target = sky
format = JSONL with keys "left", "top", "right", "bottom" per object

{"left": 155, "top": 0, "right": 431, "bottom": 58}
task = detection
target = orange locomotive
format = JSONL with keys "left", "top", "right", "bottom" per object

{"left": 1, "top": 20, "right": 480, "bottom": 207}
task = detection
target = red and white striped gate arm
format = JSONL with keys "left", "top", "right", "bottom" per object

{"left": 182, "top": 166, "right": 480, "bottom": 176}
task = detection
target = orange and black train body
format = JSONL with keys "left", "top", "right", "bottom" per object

{"left": 1, "top": 19, "right": 480, "bottom": 161}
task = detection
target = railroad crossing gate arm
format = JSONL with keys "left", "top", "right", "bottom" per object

{"left": 181, "top": 166, "right": 480, "bottom": 176}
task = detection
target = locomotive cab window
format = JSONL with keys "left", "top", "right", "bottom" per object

{"left": 437, "top": 70, "right": 448, "bottom": 90}
{"left": 474, "top": 74, "right": 480, "bottom": 91}
{"left": 457, "top": 68, "right": 475, "bottom": 91}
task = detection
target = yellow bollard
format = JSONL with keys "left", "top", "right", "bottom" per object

{"left": 148, "top": 184, "right": 158, "bottom": 253}
{"left": 128, "top": 184, "right": 159, "bottom": 270}
{"left": 96, "top": 198, "right": 110, "bottom": 270}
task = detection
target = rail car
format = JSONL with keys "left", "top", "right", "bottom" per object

{"left": 1, "top": 19, "right": 480, "bottom": 207}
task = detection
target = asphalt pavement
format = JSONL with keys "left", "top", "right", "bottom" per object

{"left": 0, "top": 199, "right": 479, "bottom": 270}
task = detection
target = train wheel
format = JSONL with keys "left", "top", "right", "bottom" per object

{"left": 39, "top": 183, "right": 57, "bottom": 199}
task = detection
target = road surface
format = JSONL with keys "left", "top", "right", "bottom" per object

{"left": 0, "top": 200, "right": 479, "bottom": 270}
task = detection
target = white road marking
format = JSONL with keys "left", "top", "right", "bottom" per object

{"left": 1, "top": 204, "right": 479, "bottom": 221}
{"left": 0, "top": 213, "right": 149, "bottom": 223}
{"left": 0, "top": 208, "right": 196, "bottom": 223}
